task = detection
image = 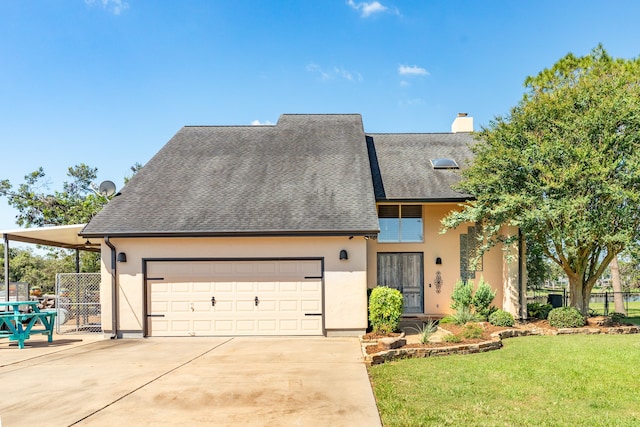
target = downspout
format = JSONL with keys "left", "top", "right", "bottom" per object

{"left": 104, "top": 236, "right": 118, "bottom": 339}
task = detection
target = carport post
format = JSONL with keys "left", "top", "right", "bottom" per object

{"left": 3, "top": 233, "right": 8, "bottom": 303}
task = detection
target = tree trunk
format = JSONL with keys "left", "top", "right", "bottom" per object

{"left": 568, "top": 278, "right": 590, "bottom": 316}
{"left": 610, "top": 256, "right": 626, "bottom": 315}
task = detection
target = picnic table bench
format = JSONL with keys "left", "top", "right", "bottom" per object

{"left": 0, "top": 301, "right": 56, "bottom": 349}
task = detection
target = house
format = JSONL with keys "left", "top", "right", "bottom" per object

{"left": 80, "top": 114, "right": 526, "bottom": 338}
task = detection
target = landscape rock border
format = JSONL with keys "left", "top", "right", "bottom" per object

{"left": 362, "top": 325, "right": 640, "bottom": 366}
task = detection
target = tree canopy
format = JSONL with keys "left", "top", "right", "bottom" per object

{"left": 0, "top": 163, "right": 108, "bottom": 227}
{"left": 443, "top": 46, "right": 640, "bottom": 314}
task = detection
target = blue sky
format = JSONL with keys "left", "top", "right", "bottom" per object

{"left": 2, "top": 0, "right": 640, "bottom": 231}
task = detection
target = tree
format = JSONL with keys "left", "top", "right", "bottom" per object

{"left": 443, "top": 46, "right": 640, "bottom": 315}
{"left": 0, "top": 164, "right": 108, "bottom": 227}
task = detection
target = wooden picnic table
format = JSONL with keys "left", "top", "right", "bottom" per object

{"left": 0, "top": 301, "right": 56, "bottom": 349}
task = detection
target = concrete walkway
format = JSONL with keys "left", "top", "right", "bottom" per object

{"left": 0, "top": 335, "right": 381, "bottom": 427}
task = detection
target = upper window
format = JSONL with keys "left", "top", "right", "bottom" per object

{"left": 430, "top": 158, "right": 459, "bottom": 169}
{"left": 378, "top": 205, "right": 423, "bottom": 243}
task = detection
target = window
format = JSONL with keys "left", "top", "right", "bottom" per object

{"left": 430, "top": 158, "right": 459, "bottom": 169}
{"left": 378, "top": 205, "right": 423, "bottom": 243}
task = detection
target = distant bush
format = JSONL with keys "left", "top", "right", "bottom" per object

{"left": 527, "top": 303, "right": 553, "bottom": 320}
{"left": 548, "top": 307, "right": 585, "bottom": 328}
{"left": 369, "top": 286, "right": 403, "bottom": 334}
{"left": 489, "top": 309, "right": 515, "bottom": 327}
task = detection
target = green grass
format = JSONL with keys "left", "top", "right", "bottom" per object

{"left": 369, "top": 335, "right": 640, "bottom": 426}
{"left": 589, "top": 301, "right": 640, "bottom": 318}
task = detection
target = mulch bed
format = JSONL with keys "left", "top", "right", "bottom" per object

{"left": 363, "top": 317, "right": 633, "bottom": 355}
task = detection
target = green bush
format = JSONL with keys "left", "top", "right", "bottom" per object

{"left": 369, "top": 286, "right": 404, "bottom": 334}
{"left": 462, "top": 323, "right": 483, "bottom": 339}
{"left": 527, "top": 302, "right": 553, "bottom": 320}
{"left": 410, "top": 319, "right": 438, "bottom": 344}
{"left": 451, "top": 306, "right": 480, "bottom": 325}
{"left": 442, "top": 333, "right": 462, "bottom": 343}
{"left": 609, "top": 312, "right": 626, "bottom": 324}
{"left": 548, "top": 307, "right": 585, "bottom": 328}
{"left": 451, "top": 280, "right": 473, "bottom": 311}
{"left": 472, "top": 278, "right": 497, "bottom": 319}
{"left": 489, "top": 309, "right": 515, "bottom": 327}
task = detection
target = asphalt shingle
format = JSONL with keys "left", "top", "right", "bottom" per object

{"left": 81, "top": 114, "right": 380, "bottom": 236}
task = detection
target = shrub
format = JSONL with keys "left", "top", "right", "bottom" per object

{"left": 442, "top": 333, "right": 462, "bottom": 343}
{"left": 548, "top": 307, "right": 585, "bottom": 328}
{"left": 462, "top": 323, "right": 483, "bottom": 339}
{"left": 527, "top": 302, "right": 553, "bottom": 320}
{"left": 369, "top": 286, "right": 404, "bottom": 334}
{"left": 451, "top": 280, "right": 473, "bottom": 311}
{"left": 609, "top": 312, "right": 626, "bottom": 324}
{"left": 489, "top": 309, "right": 515, "bottom": 327}
{"left": 439, "top": 316, "right": 455, "bottom": 324}
{"left": 472, "top": 278, "right": 497, "bottom": 319}
{"left": 410, "top": 319, "right": 438, "bottom": 344}
{"left": 451, "top": 306, "right": 480, "bottom": 326}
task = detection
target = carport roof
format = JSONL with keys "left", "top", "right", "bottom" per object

{"left": 1, "top": 224, "right": 100, "bottom": 252}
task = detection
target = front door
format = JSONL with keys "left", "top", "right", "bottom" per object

{"left": 377, "top": 253, "right": 424, "bottom": 314}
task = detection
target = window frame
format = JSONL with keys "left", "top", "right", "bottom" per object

{"left": 377, "top": 204, "right": 424, "bottom": 243}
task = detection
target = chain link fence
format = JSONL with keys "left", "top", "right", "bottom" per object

{"left": 55, "top": 273, "right": 102, "bottom": 334}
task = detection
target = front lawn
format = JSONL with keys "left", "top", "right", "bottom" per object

{"left": 369, "top": 334, "right": 640, "bottom": 426}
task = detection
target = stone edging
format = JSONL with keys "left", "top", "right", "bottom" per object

{"left": 362, "top": 326, "right": 640, "bottom": 366}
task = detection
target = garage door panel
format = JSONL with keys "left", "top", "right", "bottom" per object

{"left": 301, "top": 300, "right": 321, "bottom": 311}
{"left": 148, "top": 260, "right": 323, "bottom": 337}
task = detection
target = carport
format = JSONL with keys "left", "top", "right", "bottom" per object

{"left": 1, "top": 224, "right": 100, "bottom": 301}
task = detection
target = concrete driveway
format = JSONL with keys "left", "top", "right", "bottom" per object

{"left": 0, "top": 335, "right": 381, "bottom": 427}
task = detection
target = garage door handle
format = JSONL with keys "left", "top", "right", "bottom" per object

{"left": 147, "top": 314, "right": 165, "bottom": 318}
{"left": 211, "top": 296, "right": 216, "bottom": 306}
{"left": 255, "top": 296, "right": 259, "bottom": 306}
{"left": 305, "top": 313, "right": 322, "bottom": 316}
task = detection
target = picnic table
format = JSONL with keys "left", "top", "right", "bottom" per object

{"left": 0, "top": 301, "right": 57, "bottom": 349}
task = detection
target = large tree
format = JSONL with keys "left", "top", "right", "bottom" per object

{"left": 0, "top": 163, "right": 108, "bottom": 227}
{"left": 443, "top": 46, "right": 640, "bottom": 315}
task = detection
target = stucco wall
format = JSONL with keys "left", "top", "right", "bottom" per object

{"left": 367, "top": 203, "right": 511, "bottom": 317}
{"left": 99, "top": 236, "right": 368, "bottom": 337}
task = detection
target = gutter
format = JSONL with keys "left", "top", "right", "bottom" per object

{"left": 104, "top": 236, "right": 118, "bottom": 339}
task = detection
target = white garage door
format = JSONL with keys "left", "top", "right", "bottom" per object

{"left": 146, "top": 259, "right": 323, "bottom": 337}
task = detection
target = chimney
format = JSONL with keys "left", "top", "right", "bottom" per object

{"left": 451, "top": 112, "right": 473, "bottom": 133}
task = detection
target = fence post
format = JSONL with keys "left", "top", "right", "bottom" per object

{"left": 604, "top": 291, "right": 609, "bottom": 316}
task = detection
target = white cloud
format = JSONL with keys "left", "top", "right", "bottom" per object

{"left": 85, "top": 0, "right": 129, "bottom": 15}
{"left": 307, "top": 63, "right": 362, "bottom": 82}
{"left": 398, "top": 65, "right": 429, "bottom": 76}
{"left": 347, "top": 0, "right": 396, "bottom": 18}
{"left": 250, "top": 120, "right": 274, "bottom": 126}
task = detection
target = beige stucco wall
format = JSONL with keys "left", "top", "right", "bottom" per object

{"left": 367, "top": 203, "right": 517, "bottom": 318}
{"left": 99, "top": 236, "right": 368, "bottom": 337}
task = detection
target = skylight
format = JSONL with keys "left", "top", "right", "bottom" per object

{"left": 430, "top": 158, "right": 459, "bottom": 169}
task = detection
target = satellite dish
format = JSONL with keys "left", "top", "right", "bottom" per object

{"left": 98, "top": 180, "right": 117, "bottom": 197}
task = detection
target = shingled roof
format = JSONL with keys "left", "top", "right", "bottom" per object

{"left": 81, "top": 114, "right": 380, "bottom": 237}
{"left": 366, "top": 132, "right": 474, "bottom": 201}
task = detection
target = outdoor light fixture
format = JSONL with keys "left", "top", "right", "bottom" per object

{"left": 117, "top": 252, "right": 127, "bottom": 263}
{"left": 435, "top": 257, "right": 442, "bottom": 265}
{"left": 339, "top": 249, "right": 348, "bottom": 260}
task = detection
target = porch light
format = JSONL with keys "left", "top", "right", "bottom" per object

{"left": 339, "top": 250, "right": 348, "bottom": 260}
{"left": 435, "top": 257, "right": 442, "bottom": 265}
{"left": 117, "top": 252, "right": 127, "bottom": 263}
